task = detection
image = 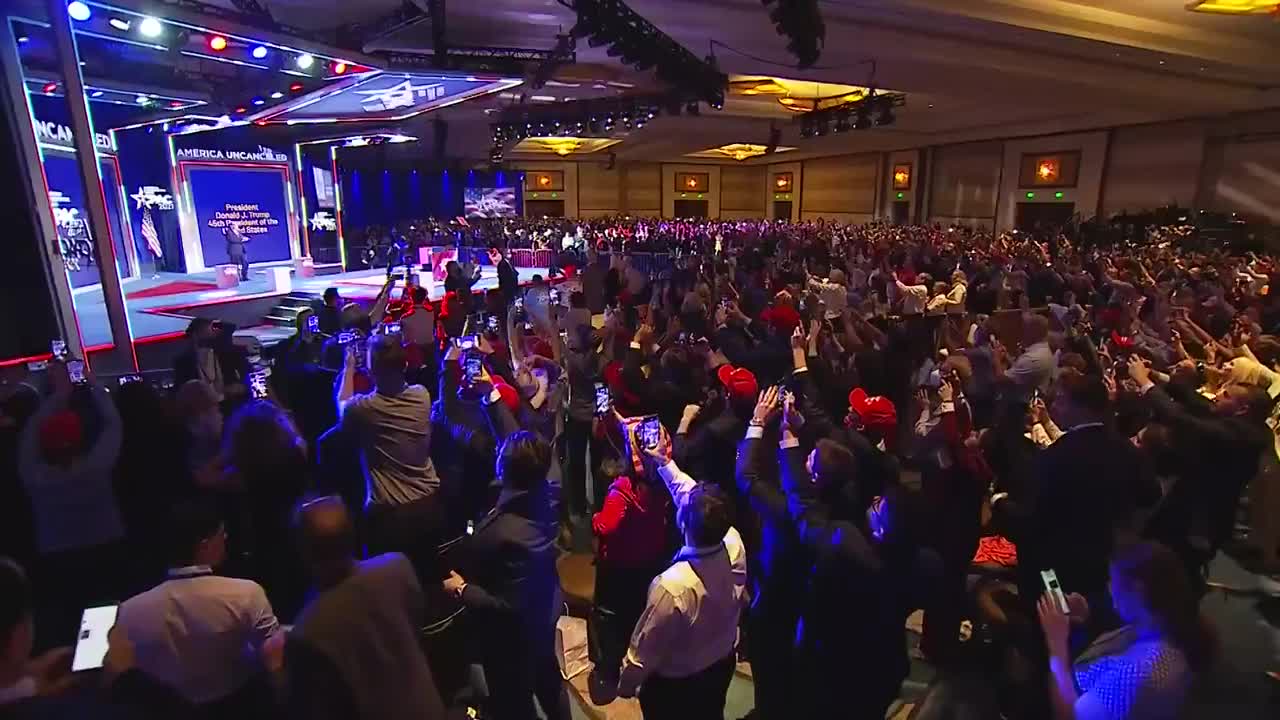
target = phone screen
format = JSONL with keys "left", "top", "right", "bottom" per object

{"left": 486, "top": 316, "right": 499, "bottom": 332}
{"left": 455, "top": 335, "right": 477, "bottom": 350}
{"left": 639, "top": 416, "right": 662, "bottom": 450}
{"left": 463, "top": 355, "right": 484, "bottom": 384}
{"left": 306, "top": 315, "right": 319, "bottom": 333}
{"left": 51, "top": 339, "right": 68, "bottom": 361}
{"left": 514, "top": 297, "right": 524, "bottom": 310}
{"left": 1040, "top": 569, "right": 1069, "bottom": 614}
{"left": 337, "top": 331, "right": 357, "bottom": 345}
{"left": 71, "top": 605, "right": 118, "bottom": 672}
{"left": 593, "top": 383, "right": 611, "bottom": 416}
{"left": 249, "top": 369, "right": 270, "bottom": 400}
{"left": 118, "top": 375, "right": 142, "bottom": 387}
{"left": 383, "top": 322, "right": 402, "bottom": 335}
{"left": 67, "top": 360, "right": 87, "bottom": 385}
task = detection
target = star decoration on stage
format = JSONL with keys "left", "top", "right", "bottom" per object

{"left": 130, "top": 185, "right": 175, "bottom": 211}
{"left": 354, "top": 79, "right": 445, "bottom": 111}
{"left": 309, "top": 211, "right": 337, "bottom": 232}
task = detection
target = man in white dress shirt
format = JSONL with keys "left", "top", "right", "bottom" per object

{"left": 115, "top": 499, "right": 280, "bottom": 709}
{"left": 618, "top": 445, "right": 747, "bottom": 719}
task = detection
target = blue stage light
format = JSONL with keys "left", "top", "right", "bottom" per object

{"left": 67, "top": 2, "right": 92, "bottom": 22}
{"left": 252, "top": 46, "right": 268, "bottom": 59}
{"left": 252, "top": 97, "right": 265, "bottom": 106}
{"left": 296, "top": 54, "right": 314, "bottom": 70}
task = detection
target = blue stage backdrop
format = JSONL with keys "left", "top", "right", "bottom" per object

{"left": 172, "top": 128, "right": 294, "bottom": 269}
{"left": 114, "top": 125, "right": 182, "bottom": 274}
{"left": 30, "top": 94, "right": 133, "bottom": 286}
{"left": 185, "top": 165, "right": 293, "bottom": 267}
{"left": 298, "top": 146, "right": 339, "bottom": 264}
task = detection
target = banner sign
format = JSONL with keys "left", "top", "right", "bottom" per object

{"left": 34, "top": 119, "right": 115, "bottom": 154}
{"left": 255, "top": 71, "right": 521, "bottom": 124}
{"left": 174, "top": 145, "right": 289, "bottom": 164}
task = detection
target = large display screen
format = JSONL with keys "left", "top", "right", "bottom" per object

{"left": 184, "top": 164, "right": 293, "bottom": 267}
{"left": 464, "top": 187, "right": 517, "bottom": 219}
{"left": 256, "top": 72, "right": 522, "bottom": 124}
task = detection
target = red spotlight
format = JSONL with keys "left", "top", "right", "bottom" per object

{"left": 42, "top": 82, "right": 57, "bottom": 94}
{"left": 234, "top": 106, "right": 247, "bottom": 113}
{"left": 332, "top": 61, "right": 347, "bottom": 75}
{"left": 208, "top": 35, "right": 227, "bottom": 51}
{"left": 289, "top": 82, "right": 304, "bottom": 92}
{"left": 169, "top": 100, "right": 183, "bottom": 108}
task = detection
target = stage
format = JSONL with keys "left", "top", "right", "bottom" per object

{"left": 69, "top": 263, "right": 556, "bottom": 351}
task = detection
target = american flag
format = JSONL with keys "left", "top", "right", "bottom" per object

{"left": 140, "top": 206, "right": 162, "bottom": 257}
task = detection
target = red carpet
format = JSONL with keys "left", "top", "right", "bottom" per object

{"left": 126, "top": 280, "right": 219, "bottom": 300}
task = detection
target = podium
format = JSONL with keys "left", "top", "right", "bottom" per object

{"left": 215, "top": 265, "right": 240, "bottom": 289}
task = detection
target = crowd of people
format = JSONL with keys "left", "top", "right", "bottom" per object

{"left": 2, "top": 214, "right": 1278, "bottom": 719}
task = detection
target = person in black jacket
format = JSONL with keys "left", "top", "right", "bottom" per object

{"left": 735, "top": 387, "right": 811, "bottom": 720}
{"left": 490, "top": 248, "right": 520, "bottom": 306}
{"left": 1129, "top": 357, "right": 1272, "bottom": 582}
{"left": 443, "top": 381, "right": 568, "bottom": 720}
{"left": 762, "top": 391, "right": 932, "bottom": 719}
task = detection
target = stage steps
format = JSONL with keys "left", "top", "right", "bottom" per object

{"left": 263, "top": 292, "right": 319, "bottom": 328}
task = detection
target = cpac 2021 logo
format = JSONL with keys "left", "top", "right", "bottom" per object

{"left": 47, "top": 190, "right": 95, "bottom": 273}
{"left": 309, "top": 211, "right": 337, "bottom": 232}
{"left": 130, "top": 185, "right": 175, "bottom": 211}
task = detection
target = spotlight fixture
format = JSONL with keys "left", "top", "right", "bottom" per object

{"left": 139, "top": 17, "right": 162, "bottom": 38}
{"left": 42, "top": 82, "right": 57, "bottom": 94}
{"left": 574, "top": 0, "right": 726, "bottom": 107}
{"left": 234, "top": 106, "right": 247, "bottom": 113}
{"left": 108, "top": 17, "right": 131, "bottom": 32}
{"left": 289, "top": 82, "right": 304, "bottom": 92}
{"left": 270, "top": 91, "right": 283, "bottom": 99}
{"left": 89, "top": 90, "right": 103, "bottom": 97}
{"left": 296, "top": 54, "right": 314, "bottom": 70}
{"left": 252, "top": 46, "right": 268, "bottom": 59}
{"left": 208, "top": 35, "right": 228, "bottom": 51}
{"left": 332, "top": 61, "right": 348, "bottom": 75}
{"left": 251, "top": 97, "right": 265, "bottom": 106}
{"left": 66, "top": 2, "right": 91, "bottom": 22}
{"left": 762, "top": 0, "right": 825, "bottom": 68}
{"left": 794, "top": 89, "right": 903, "bottom": 137}
{"left": 135, "top": 94, "right": 150, "bottom": 105}
{"left": 169, "top": 100, "right": 183, "bottom": 108}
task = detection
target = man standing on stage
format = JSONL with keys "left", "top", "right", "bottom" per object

{"left": 224, "top": 223, "right": 249, "bottom": 281}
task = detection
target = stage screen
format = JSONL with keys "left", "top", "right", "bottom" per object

{"left": 313, "top": 166, "right": 335, "bottom": 209}
{"left": 464, "top": 187, "right": 517, "bottom": 219}
{"left": 41, "top": 154, "right": 134, "bottom": 287}
{"left": 184, "top": 164, "right": 293, "bottom": 267}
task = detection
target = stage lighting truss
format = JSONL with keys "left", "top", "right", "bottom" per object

{"left": 762, "top": 0, "right": 825, "bottom": 69}
{"left": 796, "top": 91, "right": 904, "bottom": 139}
{"left": 571, "top": 0, "right": 727, "bottom": 107}
{"left": 488, "top": 91, "right": 689, "bottom": 149}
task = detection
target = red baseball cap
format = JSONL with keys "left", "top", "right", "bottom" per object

{"left": 39, "top": 410, "right": 83, "bottom": 455}
{"left": 717, "top": 365, "right": 759, "bottom": 401}
{"left": 493, "top": 382, "right": 521, "bottom": 414}
{"left": 848, "top": 388, "right": 897, "bottom": 433}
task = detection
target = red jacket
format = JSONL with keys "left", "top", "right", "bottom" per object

{"left": 592, "top": 476, "right": 669, "bottom": 568}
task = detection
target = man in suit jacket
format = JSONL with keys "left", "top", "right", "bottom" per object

{"left": 443, "top": 394, "right": 568, "bottom": 720}
{"left": 490, "top": 248, "right": 520, "bottom": 306}
{"left": 994, "top": 368, "right": 1160, "bottom": 614}
{"left": 224, "top": 223, "right": 249, "bottom": 280}
{"left": 1129, "top": 357, "right": 1272, "bottom": 579}
{"left": 284, "top": 497, "right": 446, "bottom": 720}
